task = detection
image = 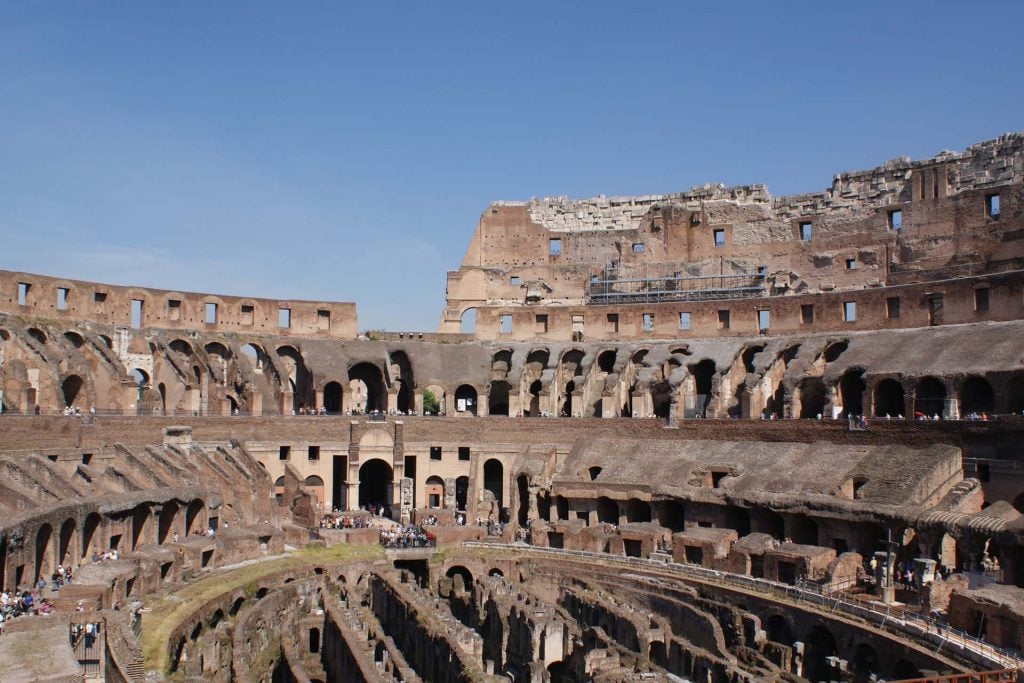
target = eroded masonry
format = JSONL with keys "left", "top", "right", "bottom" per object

{"left": 1, "top": 133, "right": 1024, "bottom": 682}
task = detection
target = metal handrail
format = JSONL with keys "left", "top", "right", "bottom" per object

{"left": 461, "top": 541, "right": 1024, "bottom": 670}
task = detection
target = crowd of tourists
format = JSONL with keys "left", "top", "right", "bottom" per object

{"left": 0, "top": 588, "right": 57, "bottom": 633}
{"left": 379, "top": 525, "right": 435, "bottom": 549}
{"left": 320, "top": 514, "right": 375, "bottom": 530}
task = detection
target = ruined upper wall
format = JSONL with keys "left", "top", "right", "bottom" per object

{"left": 505, "top": 133, "right": 1024, "bottom": 234}
{"left": 0, "top": 269, "right": 358, "bottom": 339}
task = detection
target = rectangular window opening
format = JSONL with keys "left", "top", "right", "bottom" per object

{"left": 241, "top": 304, "right": 254, "bottom": 325}
{"left": 717, "top": 310, "right": 730, "bottom": 330}
{"left": 886, "top": 297, "right": 901, "bottom": 319}
{"left": 928, "top": 294, "right": 944, "bottom": 326}
{"left": 642, "top": 312, "right": 654, "bottom": 332}
{"left": 799, "top": 222, "right": 812, "bottom": 241}
{"left": 757, "top": 309, "right": 770, "bottom": 331}
{"left": 974, "top": 288, "right": 990, "bottom": 313}
{"left": 986, "top": 194, "right": 1001, "bottom": 219}
{"left": 499, "top": 314, "right": 512, "bottom": 334}
{"left": 509, "top": 276, "right": 520, "bottom": 286}
{"left": 94, "top": 291, "right": 107, "bottom": 304}
{"left": 278, "top": 307, "right": 291, "bottom": 328}
{"left": 888, "top": 209, "right": 903, "bottom": 230}
{"left": 317, "top": 309, "right": 331, "bottom": 331}
{"left": 458, "top": 446, "right": 470, "bottom": 461}
{"left": 535, "top": 314, "right": 548, "bottom": 334}
{"left": 632, "top": 242, "right": 645, "bottom": 253}
{"left": 205, "top": 302, "right": 218, "bottom": 324}
{"left": 801, "top": 304, "right": 814, "bottom": 324}
{"left": 56, "top": 287, "right": 69, "bottom": 310}
{"left": 846, "top": 258, "right": 857, "bottom": 270}
{"left": 130, "top": 299, "right": 144, "bottom": 328}
{"left": 308, "top": 446, "right": 320, "bottom": 461}
{"left": 17, "top": 282, "right": 29, "bottom": 306}
{"left": 429, "top": 446, "right": 442, "bottom": 461}
{"left": 168, "top": 299, "right": 181, "bottom": 321}
{"left": 548, "top": 238, "right": 562, "bottom": 256}
{"left": 678, "top": 312, "right": 691, "bottom": 331}
{"left": 606, "top": 313, "right": 619, "bottom": 333}
{"left": 279, "top": 446, "right": 291, "bottom": 461}
{"left": 843, "top": 301, "right": 857, "bottom": 322}
{"left": 713, "top": 229, "right": 726, "bottom": 247}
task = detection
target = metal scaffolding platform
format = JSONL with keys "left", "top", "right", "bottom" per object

{"left": 586, "top": 268, "right": 766, "bottom": 305}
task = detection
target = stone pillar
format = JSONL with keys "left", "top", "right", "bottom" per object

{"left": 874, "top": 551, "right": 895, "bottom": 603}
{"left": 399, "top": 477, "right": 413, "bottom": 525}
{"left": 444, "top": 478, "right": 457, "bottom": 511}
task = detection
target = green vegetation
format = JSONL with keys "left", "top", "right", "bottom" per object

{"left": 142, "top": 543, "right": 383, "bottom": 674}
{"left": 422, "top": 388, "right": 440, "bottom": 414}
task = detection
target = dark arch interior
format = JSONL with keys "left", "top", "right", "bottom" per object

{"left": 960, "top": 375, "right": 994, "bottom": 414}
{"left": 349, "top": 362, "right": 386, "bottom": 413}
{"left": 483, "top": 458, "right": 504, "bottom": 509}
{"left": 822, "top": 340, "right": 849, "bottom": 363}
{"left": 323, "top": 381, "right": 342, "bottom": 413}
{"left": 598, "top": 350, "right": 617, "bottom": 373}
{"left": 915, "top": 377, "right": 947, "bottom": 416}
{"left": 874, "top": 379, "right": 905, "bottom": 417}
{"left": 803, "top": 626, "right": 838, "bottom": 683}
{"left": 358, "top": 459, "right": 393, "bottom": 510}
{"left": 62, "top": 375, "right": 84, "bottom": 408}
{"left": 839, "top": 369, "right": 866, "bottom": 417}
{"left": 688, "top": 359, "right": 716, "bottom": 415}
{"left": 454, "top": 384, "right": 478, "bottom": 415}
{"left": 596, "top": 497, "right": 618, "bottom": 524}
{"left": 799, "top": 377, "right": 827, "bottom": 418}
{"left": 489, "top": 380, "right": 510, "bottom": 416}
{"left": 742, "top": 345, "right": 765, "bottom": 373}
{"left": 390, "top": 351, "right": 414, "bottom": 413}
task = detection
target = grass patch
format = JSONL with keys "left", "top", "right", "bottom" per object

{"left": 141, "top": 543, "right": 383, "bottom": 674}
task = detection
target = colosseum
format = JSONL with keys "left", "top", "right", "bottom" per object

{"left": 1, "top": 133, "right": 1023, "bottom": 682}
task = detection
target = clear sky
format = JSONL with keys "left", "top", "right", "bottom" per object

{"left": 2, "top": 2, "right": 1022, "bottom": 331}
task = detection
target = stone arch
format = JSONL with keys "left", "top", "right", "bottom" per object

{"left": 158, "top": 501, "right": 180, "bottom": 544}
{"left": 798, "top": 377, "right": 827, "bottom": 418}
{"left": 322, "top": 381, "right": 343, "bottom": 413}
{"left": 62, "top": 375, "right": 85, "bottom": 409}
{"left": 27, "top": 327, "right": 47, "bottom": 344}
{"left": 597, "top": 349, "right": 617, "bottom": 373}
{"left": 309, "top": 627, "right": 321, "bottom": 654}
{"left": 596, "top": 497, "right": 618, "bottom": 525}
{"left": 625, "top": 499, "right": 651, "bottom": 523}
{"left": 348, "top": 362, "right": 386, "bottom": 413}
{"left": 764, "top": 613, "right": 795, "bottom": 645}
{"left": 516, "top": 475, "right": 530, "bottom": 525}
{"left": 35, "top": 523, "right": 53, "bottom": 583}
{"left": 741, "top": 344, "right": 765, "bottom": 373}
{"left": 960, "top": 375, "right": 994, "bottom": 414}
{"left": 459, "top": 307, "right": 477, "bottom": 334}
{"left": 822, "top": 340, "right": 849, "bottom": 363}
{"left": 483, "top": 459, "right": 504, "bottom": 509}
{"left": 455, "top": 475, "right": 469, "bottom": 511}
{"left": 527, "top": 379, "right": 542, "bottom": 416}
{"left": 915, "top": 376, "right": 947, "bottom": 417}
{"left": 185, "top": 499, "right": 205, "bottom": 535}
{"left": 389, "top": 351, "right": 415, "bottom": 413}
{"left": 654, "top": 500, "right": 685, "bottom": 533}
{"left": 425, "top": 476, "right": 445, "bottom": 509}
{"left": 488, "top": 381, "right": 510, "bottom": 416}
{"left": 445, "top": 565, "right": 474, "bottom": 593}
{"left": 358, "top": 459, "right": 393, "bottom": 510}
{"left": 791, "top": 515, "right": 819, "bottom": 545}
{"left": 304, "top": 476, "right": 325, "bottom": 509}
{"left": 58, "top": 518, "right": 77, "bottom": 566}
{"left": 240, "top": 343, "right": 266, "bottom": 370}
{"left": 651, "top": 380, "right": 672, "bottom": 419}
{"left": 278, "top": 345, "right": 313, "bottom": 411}
{"left": 82, "top": 512, "right": 102, "bottom": 558}
{"left": 892, "top": 659, "right": 920, "bottom": 680}
{"left": 873, "top": 378, "right": 905, "bottom": 417}
{"left": 454, "top": 384, "right": 478, "bottom": 415}
{"left": 63, "top": 331, "right": 85, "bottom": 348}
{"left": 851, "top": 642, "right": 879, "bottom": 682}
{"left": 803, "top": 625, "right": 838, "bottom": 683}
{"left": 687, "top": 358, "right": 716, "bottom": 417}
{"left": 838, "top": 368, "right": 866, "bottom": 417}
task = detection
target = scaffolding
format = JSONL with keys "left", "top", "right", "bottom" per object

{"left": 587, "top": 264, "right": 766, "bottom": 305}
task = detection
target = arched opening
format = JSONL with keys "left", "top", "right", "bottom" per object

{"left": 488, "top": 381, "right": 510, "bottom": 416}
{"left": 764, "top": 614, "right": 794, "bottom": 645}
{"left": 58, "top": 518, "right": 77, "bottom": 566}
{"left": 445, "top": 565, "right": 474, "bottom": 593}
{"left": 158, "top": 501, "right": 179, "bottom": 544}
{"left": 241, "top": 343, "right": 265, "bottom": 370}
{"left": 742, "top": 344, "right": 765, "bottom": 373}
{"left": 459, "top": 308, "right": 477, "bottom": 334}
{"left": 309, "top": 628, "right": 320, "bottom": 654}
{"left": 839, "top": 369, "right": 866, "bottom": 418}
{"left": 822, "top": 340, "right": 849, "bottom": 363}
{"left": 35, "top": 523, "right": 53, "bottom": 583}
{"left": 561, "top": 380, "right": 575, "bottom": 417}
{"left": 455, "top": 476, "right": 469, "bottom": 511}
{"left": 454, "top": 385, "right": 478, "bottom": 415}
{"left": 390, "top": 351, "right": 414, "bottom": 414}
{"left": 185, "top": 500, "right": 205, "bottom": 535}
{"left": 851, "top": 642, "right": 879, "bottom": 682}
{"left": 803, "top": 626, "right": 838, "bottom": 683}
{"left": 425, "top": 476, "right": 445, "bottom": 509}
{"left": 62, "top": 375, "right": 84, "bottom": 408}
{"left": 598, "top": 349, "right": 617, "bottom": 373}
{"left": 1008, "top": 374, "right": 1024, "bottom": 414}
{"left": 588, "top": 466, "right": 602, "bottom": 481}
{"left": 27, "top": 327, "right": 47, "bottom": 344}
{"left": 790, "top": 516, "right": 819, "bottom": 545}
{"left": 892, "top": 659, "right": 920, "bottom": 681}
{"left": 873, "top": 379, "right": 905, "bottom": 417}
{"left": 323, "top": 381, "right": 343, "bottom": 413}
{"left": 131, "top": 504, "right": 150, "bottom": 549}
{"left": 358, "top": 459, "right": 393, "bottom": 511}
{"left": 528, "top": 380, "right": 542, "bottom": 417}
{"left": 554, "top": 495, "right": 568, "bottom": 521}
{"left": 483, "top": 459, "right": 504, "bottom": 509}
{"left": 652, "top": 380, "right": 672, "bottom": 419}
{"left": 649, "top": 641, "right": 667, "bottom": 669}
{"left": 798, "top": 377, "right": 827, "bottom": 418}
{"left": 688, "top": 359, "right": 716, "bottom": 417}
{"left": 517, "top": 475, "right": 530, "bottom": 525}
{"left": 654, "top": 500, "right": 685, "bottom": 533}
{"left": 349, "top": 362, "right": 386, "bottom": 413}
{"left": 81, "top": 513, "right": 101, "bottom": 558}
{"left": 64, "top": 331, "right": 85, "bottom": 348}
{"left": 488, "top": 568, "right": 504, "bottom": 577}
{"left": 158, "top": 383, "right": 167, "bottom": 415}
{"left": 625, "top": 499, "right": 651, "bottom": 523}
{"left": 596, "top": 498, "right": 618, "bottom": 525}
{"left": 915, "top": 377, "right": 947, "bottom": 417}
{"left": 961, "top": 376, "right": 995, "bottom": 414}
{"left": 277, "top": 346, "right": 312, "bottom": 412}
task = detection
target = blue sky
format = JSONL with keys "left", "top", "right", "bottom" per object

{"left": 2, "top": 2, "right": 1022, "bottom": 331}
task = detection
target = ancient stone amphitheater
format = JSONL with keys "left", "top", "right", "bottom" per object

{"left": 2, "top": 133, "right": 1024, "bottom": 682}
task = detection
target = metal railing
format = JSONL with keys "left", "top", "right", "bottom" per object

{"left": 462, "top": 541, "right": 1024, "bottom": 671}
